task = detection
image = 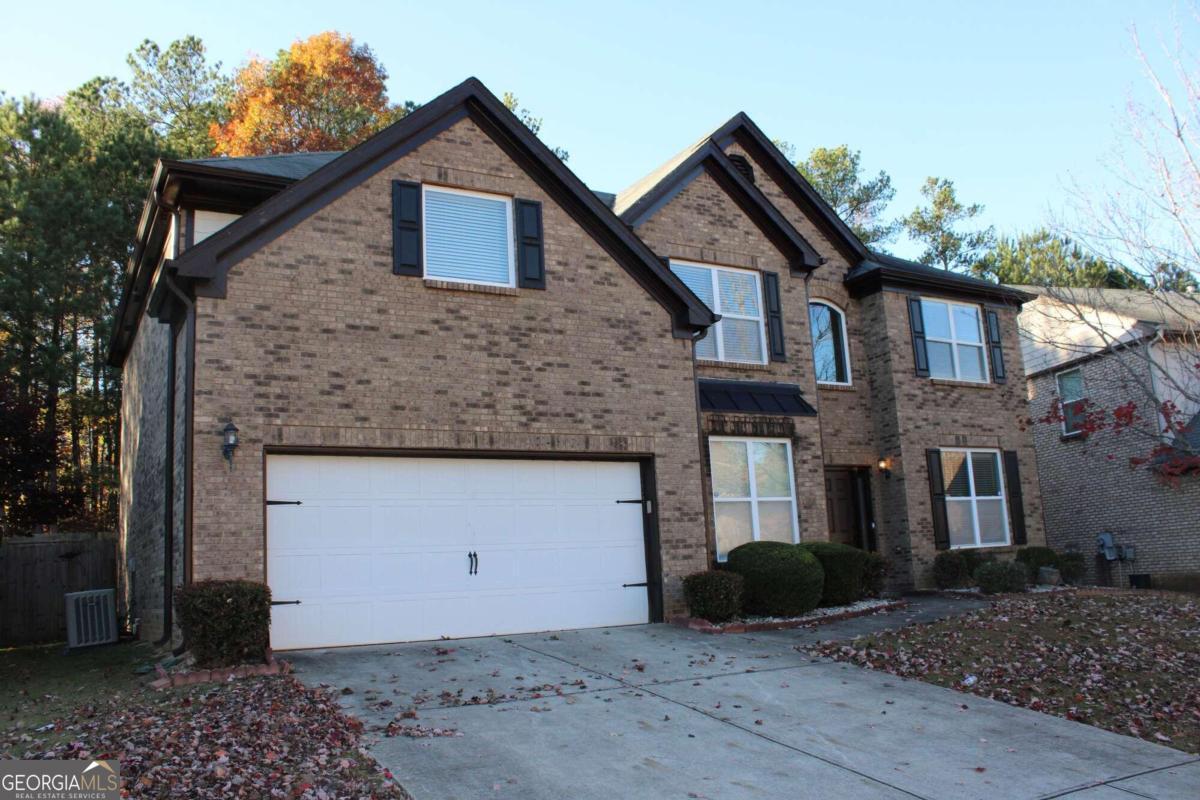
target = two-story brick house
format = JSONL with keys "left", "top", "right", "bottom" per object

{"left": 109, "top": 78, "right": 1044, "bottom": 649}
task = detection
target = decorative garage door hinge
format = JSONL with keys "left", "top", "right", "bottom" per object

{"left": 265, "top": 500, "right": 302, "bottom": 506}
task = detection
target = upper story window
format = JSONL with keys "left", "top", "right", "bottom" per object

{"left": 1055, "top": 367, "right": 1087, "bottom": 436}
{"left": 424, "top": 186, "right": 514, "bottom": 287}
{"left": 940, "top": 448, "right": 1009, "bottom": 548}
{"left": 670, "top": 261, "right": 767, "bottom": 364}
{"left": 809, "top": 301, "right": 850, "bottom": 385}
{"left": 921, "top": 299, "right": 988, "bottom": 382}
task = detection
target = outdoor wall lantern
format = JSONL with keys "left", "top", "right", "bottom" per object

{"left": 222, "top": 422, "right": 239, "bottom": 468}
{"left": 877, "top": 456, "right": 892, "bottom": 479}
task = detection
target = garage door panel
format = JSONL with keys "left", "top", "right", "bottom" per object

{"left": 267, "top": 455, "right": 651, "bottom": 649}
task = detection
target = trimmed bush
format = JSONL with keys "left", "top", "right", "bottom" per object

{"left": 176, "top": 580, "right": 272, "bottom": 668}
{"left": 1057, "top": 552, "right": 1086, "bottom": 585}
{"left": 975, "top": 561, "right": 1028, "bottom": 595}
{"left": 682, "top": 571, "right": 744, "bottom": 623}
{"left": 725, "top": 542, "right": 824, "bottom": 617}
{"left": 801, "top": 542, "right": 869, "bottom": 606}
{"left": 861, "top": 551, "right": 889, "bottom": 598}
{"left": 933, "top": 550, "right": 970, "bottom": 589}
{"left": 1015, "top": 546, "right": 1059, "bottom": 581}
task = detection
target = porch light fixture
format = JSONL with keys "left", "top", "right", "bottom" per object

{"left": 222, "top": 422, "right": 239, "bottom": 468}
{"left": 877, "top": 456, "right": 892, "bottom": 479}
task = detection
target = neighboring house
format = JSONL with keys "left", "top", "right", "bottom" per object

{"left": 109, "top": 78, "right": 1044, "bottom": 649}
{"left": 1017, "top": 286, "right": 1200, "bottom": 587}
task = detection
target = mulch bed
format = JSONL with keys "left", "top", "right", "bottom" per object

{"left": 3, "top": 675, "right": 409, "bottom": 799}
{"left": 816, "top": 590, "right": 1200, "bottom": 753}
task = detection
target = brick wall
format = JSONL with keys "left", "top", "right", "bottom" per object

{"left": 631, "top": 169, "right": 828, "bottom": 543}
{"left": 187, "top": 116, "right": 708, "bottom": 615}
{"left": 118, "top": 312, "right": 186, "bottom": 641}
{"left": 1028, "top": 351, "right": 1200, "bottom": 585}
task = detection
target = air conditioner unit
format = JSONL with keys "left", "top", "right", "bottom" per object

{"left": 65, "top": 589, "right": 118, "bottom": 648}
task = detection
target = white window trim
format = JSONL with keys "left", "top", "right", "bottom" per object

{"left": 672, "top": 260, "right": 769, "bottom": 365}
{"left": 810, "top": 300, "right": 852, "bottom": 386}
{"left": 1054, "top": 366, "right": 1087, "bottom": 438}
{"left": 922, "top": 298, "right": 990, "bottom": 383}
{"left": 422, "top": 184, "right": 516, "bottom": 288}
{"left": 942, "top": 447, "right": 1010, "bottom": 549}
{"left": 710, "top": 436, "right": 799, "bottom": 561}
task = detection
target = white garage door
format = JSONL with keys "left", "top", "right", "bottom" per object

{"left": 266, "top": 454, "right": 651, "bottom": 650}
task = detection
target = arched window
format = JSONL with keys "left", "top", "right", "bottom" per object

{"left": 809, "top": 301, "right": 851, "bottom": 385}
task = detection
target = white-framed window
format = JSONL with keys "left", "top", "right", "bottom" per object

{"left": 1055, "top": 367, "right": 1087, "bottom": 437}
{"left": 670, "top": 261, "right": 768, "bottom": 364}
{"left": 940, "top": 448, "right": 1009, "bottom": 548}
{"left": 423, "top": 185, "right": 515, "bottom": 287}
{"left": 709, "top": 437, "right": 799, "bottom": 561}
{"left": 809, "top": 300, "right": 851, "bottom": 385}
{"left": 921, "top": 298, "right": 989, "bottom": 382}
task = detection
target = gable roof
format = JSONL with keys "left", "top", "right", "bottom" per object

{"left": 118, "top": 78, "right": 716, "bottom": 361}
{"left": 614, "top": 139, "right": 822, "bottom": 271}
{"left": 1012, "top": 285, "right": 1199, "bottom": 331}
{"left": 709, "top": 113, "right": 870, "bottom": 264}
{"left": 847, "top": 252, "right": 1032, "bottom": 304}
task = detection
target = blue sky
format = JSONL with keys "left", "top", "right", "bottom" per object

{"left": 1, "top": 1, "right": 1189, "bottom": 257}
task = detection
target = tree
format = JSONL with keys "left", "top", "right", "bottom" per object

{"left": 972, "top": 229, "right": 1142, "bottom": 288}
{"left": 502, "top": 92, "right": 569, "bottom": 162}
{"left": 901, "top": 177, "right": 995, "bottom": 271}
{"left": 126, "top": 37, "right": 229, "bottom": 158}
{"left": 793, "top": 144, "right": 896, "bottom": 245}
{"left": 211, "top": 31, "right": 409, "bottom": 156}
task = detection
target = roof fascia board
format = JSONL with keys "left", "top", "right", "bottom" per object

{"left": 847, "top": 265, "right": 1032, "bottom": 305}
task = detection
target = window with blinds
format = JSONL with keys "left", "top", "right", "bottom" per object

{"left": 670, "top": 261, "right": 767, "bottom": 364}
{"left": 424, "top": 187, "right": 514, "bottom": 286}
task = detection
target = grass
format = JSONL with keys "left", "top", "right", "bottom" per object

{"left": 817, "top": 590, "right": 1200, "bottom": 754}
{"left": 0, "top": 638, "right": 160, "bottom": 750}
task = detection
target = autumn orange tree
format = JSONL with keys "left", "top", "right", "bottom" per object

{"left": 211, "top": 31, "right": 410, "bottom": 156}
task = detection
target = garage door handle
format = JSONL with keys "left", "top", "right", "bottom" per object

{"left": 468, "top": 551, "right": 477, "bottom": 575}
{"left": 616, "top": 498, "right": 653, "bottom": 513}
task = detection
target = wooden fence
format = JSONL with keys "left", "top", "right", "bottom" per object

{"left": 0, "top": 533, "right": 117, "bottom": 645}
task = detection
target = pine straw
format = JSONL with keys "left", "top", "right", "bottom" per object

{"left": 816, "top": 590, "right": 1200, "bottom": 753}
{"left": 4, "top": 675, "right": 409, "bottom": 799}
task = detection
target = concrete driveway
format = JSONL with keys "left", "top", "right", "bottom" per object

{"left": 288, "top": 601, "right": 1198, "bottom": 800}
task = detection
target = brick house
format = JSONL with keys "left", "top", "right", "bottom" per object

{"left": 1017, "top": 286, "right": 1199, "bottom": 587}
{"left": 109, "top": 78, "right": 1044, "bottom": 648}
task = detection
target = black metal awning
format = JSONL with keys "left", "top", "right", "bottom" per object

{"left": 698, "top": 379, "right": 816, "bottom": 416}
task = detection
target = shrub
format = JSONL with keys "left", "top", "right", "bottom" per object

{"left": 958, "top": 549, "right": 991, "bottom": 579}
{"left": 801, "top": 542, "right": 869, "bottom": 606}
{"left": 1057, "top": 552, "right": 1086, "bottom": 585}
{"left": 725, "top": 542, "right": 824, "bottom": 617}
{"left": 861, "top": 551, "right": 889, "bottom": 598}
{"left": 176, "top": 580, "right": 272, "bottom": 668}
{"left": 1015, "top": 546, "right": 1059, "bottom": 581}
{"left": 933, "top": 551, "right": 970, "bottom": 589}
{"left": 1152, "top": 572, "right": 1200, "bottom": 595}
{"left": 682, "top": 570, "right": 744, "bottom": 622}
{"left": 975, "top": 561, "right": 1028, "bottom": 595}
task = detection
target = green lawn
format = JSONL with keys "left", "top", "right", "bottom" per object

{"left": 1, "top": 639, "right": 159, "bottom": 752}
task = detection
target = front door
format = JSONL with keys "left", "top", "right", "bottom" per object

{"left": 824, "top": 467, "right": 876, "bottom": 551}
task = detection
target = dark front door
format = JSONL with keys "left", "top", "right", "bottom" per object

{"left": 824, "top": 467, "right": 876, "bottom": 551}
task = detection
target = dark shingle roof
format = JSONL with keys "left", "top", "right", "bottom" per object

{"left": 846, "top": 251, "right": 1032, "bottom": 303}
{"left": 184, "top": 151, "right": 344, "bottom": 181}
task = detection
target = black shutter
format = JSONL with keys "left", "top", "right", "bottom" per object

{"left": 763, "top": 271, "right": 785, "bottom": 362}
{"left": 392, "top": 180, "right": 421, "bottom": 276}
{"left": 908, "top": 296, "right": 930, "bottom": 377}
{"left": 926, "top": 449, "right": 950, "bottom": 550}
{"left": 1003, "top": 450, "right": 1027, "bottom": 545}
{"left": 985, "top": 309, "right": 1006, "bottom": 383}
{"left": 515, "top": 199, "right": 545, "bottom": 289}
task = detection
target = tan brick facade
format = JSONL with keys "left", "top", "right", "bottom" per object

{"left": 186, "top": 117, "right": 707, "bottom": 614}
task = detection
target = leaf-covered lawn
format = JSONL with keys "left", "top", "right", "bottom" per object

{"left": 2, "top": 642, "right": 407, "bottom": 798}
{"left": 816, "top": 590, "right": 1200, "bottom": 753}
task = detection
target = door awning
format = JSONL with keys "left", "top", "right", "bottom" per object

{"left": 698, "top": 379, "right": 816, "bottom": 416}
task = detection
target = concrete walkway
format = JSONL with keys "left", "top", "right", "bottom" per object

{"left": 288, "top": 597, "right": 1198, "bottom": 800}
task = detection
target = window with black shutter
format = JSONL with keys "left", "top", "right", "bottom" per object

{"left": 908, "top": 296, "right": 930, "bottom": 377}
{"left": 514, "top": 199, "right": 545, "bottom": 289}
{"left": 926, "top": 449, "right": 950, "bottom": 550}
{"left": 763, "top": 271, "right": 785, "bottom": 362}
{"left": 1003, "top": 450, "right": 1027, "bottom": 545}
{"left": 985, "top": 309, "right": 1006, "bottom": 383}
